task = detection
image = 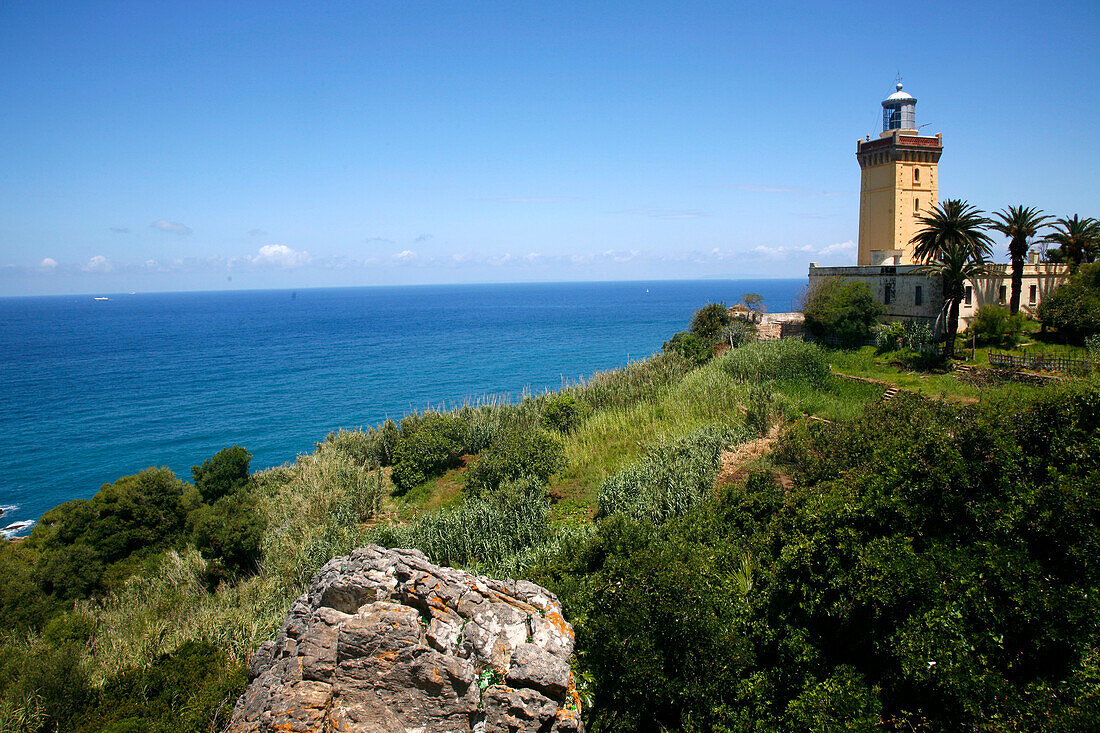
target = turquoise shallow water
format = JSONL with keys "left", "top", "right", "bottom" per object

{"left": 0, "top": 279, "right": 802, "bottom": 533}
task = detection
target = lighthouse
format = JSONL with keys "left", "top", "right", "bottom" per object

{"left": 855, "top": 83, "right": 943, "bottom": 266}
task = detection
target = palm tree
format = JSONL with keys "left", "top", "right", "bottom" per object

{"left": 1043, "top": 215, "right": 1100, "bottom": 272}
{"left": 910, "top": 199, "right": 994, "bottom": 358}
{"left": 990, "top": 206, "right": 1050, "bottom": 315}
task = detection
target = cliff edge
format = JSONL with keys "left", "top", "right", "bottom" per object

{"left": 229, "top": 545, "right": 583, "bottom": 733}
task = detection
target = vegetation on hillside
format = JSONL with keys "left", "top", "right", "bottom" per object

{"left": 1, "top": 301, "right": 1098, "bottom": 731}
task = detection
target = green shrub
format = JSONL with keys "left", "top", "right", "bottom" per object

{"left": 662, "top": 331, "right": 712, "bottom": 365}
{"left": 463, "top": 428, "right": 564, "bottom": 498}
{"left": 1038, "top": 262, "right": 1100, "bottom": 343}
{"left": 597, "top": 426, "right": 743, "bottom": 523}
{"left": 390, "top": 413, "right": 471, "bottom": 492}
{"left": 574, "top": 513, "right": 751, "bottom": 732}
{"left": 70, "top": 641, "right": 246, "bottom": 733}
{"left": 875, "top": 321, "right": 907, "bottom": 352}
{"left": 191, "top": 447, "right": 252, "bottom": 503}
{"left": 0, "top": 636, "right": 91, "bottom": 732}
{"left": 539, "top": 393, "right": 590, "bottom": 434}
{"left": 690, "top": 302, "right": 732, "bottom": 341}
{"left": 968, "top": 304, "right": 1027, "bottom": 347}
{"left": 189, "top": 493, "right": 266, "bottom": 578}
{"left": 29, "top": 468, "right": 191, "bottom": 600}
{"left": 721, "top": 338, "right": 830, "bottom": 388}
{"left": 802, "top": 277, "right": 884, "bottom": 346}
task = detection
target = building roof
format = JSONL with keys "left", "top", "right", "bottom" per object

{"left": 882, "top": 83, "right": 916, "bottom": 107}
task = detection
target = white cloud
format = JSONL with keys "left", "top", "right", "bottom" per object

{"left": 252, "top": 244, "right": 311, "bottom": 268}
{"left": 82, "top": 255, "right": 113, "bottom": 273}
{"left": 39, "top": 257, "right": 58, "bottom": 269}
{"left": 151, "top": 220, "right": 192, "bottom": 235}
{"left": 817, "top": 240, "right": 857, "bottom": 257}
{"left": 392, "top": 250, "right": 419, "bottom": 263}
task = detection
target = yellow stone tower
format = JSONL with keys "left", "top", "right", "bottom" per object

{"left": 856, "top": 83, "right": 942, "bottom": 266}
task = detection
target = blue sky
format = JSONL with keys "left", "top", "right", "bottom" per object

{"left": 2, "top": 0, "right": 1097, "bottom": 295}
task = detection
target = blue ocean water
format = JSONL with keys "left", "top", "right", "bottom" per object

{"left": 0, "top": 279, "right": 802, "bottom": 533}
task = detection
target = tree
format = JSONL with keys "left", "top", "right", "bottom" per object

{"left": 1043, "top": 215, "right": 1100, "bottom": 272}
{"left": 741, "top": 293, "right": 765, "bottom": 313}
{"left": 1037, "top": 262, "right": 1100, "bottom": 343}
{"left": 801, "top": 278, "right": 884, "bottom": 346}
{"left": 689, "top": 302, "right": 732, "bottom": 342}
{"left": 910, "top": 199, "right": 994, "bottom": 358}
{"left": 191, "top": 446, "right": 252, "bottom": 503}
{"left": 990, "top": 205, "right": 1050, "bottom": 314}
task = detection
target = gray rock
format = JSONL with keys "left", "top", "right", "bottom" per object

{"left": 229, "top": 544, "right": 582, "bottom": 733}
{"left": 506, "top": 643, "right": 572, "bottom": 698}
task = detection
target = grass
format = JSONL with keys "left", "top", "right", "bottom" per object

{"left": 825, "top": 345, "right": 1069, "bottom": 402}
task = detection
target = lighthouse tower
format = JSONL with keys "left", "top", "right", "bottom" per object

{"left": 855, "top": 83, "right": 943, "bottom": 266}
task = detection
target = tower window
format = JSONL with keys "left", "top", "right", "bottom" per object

{"left": 884, "top": 281, "right": 896, "bottom": 305}
{"left": 913, "top": 168, "right": 920, "bottom": 184}
{"left": 965, "top": 286, "right": 973, "bottom": 306}
{"left": 915, "top": 198, "right": 920, "bottom": 213}
{"left": 1029, "top": 285, "right": 1037, "bottom": 304}
{"left": 915, "top": 285, "right": 923, "bottom": 306}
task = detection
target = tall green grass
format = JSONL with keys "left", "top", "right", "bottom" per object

{"left": 566, "top": 351, "right": 693, "bottom": 412}
{"left": 366, "top": 479, "right": 550, "bottom": 572}
{"left": 561, "top": 358, "right": 746, "bottom": 491}
{"left": 75, "top": 549, "right": 292, "bottom": 684}
{"left": 597, "top": 426, "right": 746, "bottom": 524}
{"left": 720, "top": 338, "right": 830, "bottom": 387}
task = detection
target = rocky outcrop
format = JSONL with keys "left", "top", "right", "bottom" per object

{"left": 229, "top": 545, "right": 583, "bottom": 733}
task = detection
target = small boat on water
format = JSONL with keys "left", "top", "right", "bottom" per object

{"left": 93, "top": 296, "right": 109, "bottom": 301}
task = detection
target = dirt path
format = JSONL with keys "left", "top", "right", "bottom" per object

{"left": 715, "top": 426, "right": 793, "bottom": 490}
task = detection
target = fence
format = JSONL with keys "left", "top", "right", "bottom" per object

{"left": 988, "top": 351, "right": 1096, "bottom": 372}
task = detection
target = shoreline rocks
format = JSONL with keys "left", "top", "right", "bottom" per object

{"left": 229, "top": 545, "right": 583, "bottom": 733}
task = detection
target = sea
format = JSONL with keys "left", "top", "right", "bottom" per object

{"left": 0, "top": 279, "right": 803, "bottom": 536}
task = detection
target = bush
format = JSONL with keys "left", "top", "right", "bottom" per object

{"left": 70, "top": 641, "right": 246, "bottom": 733}
{"left": 721, "top": 339, "right": 830, "bottom": 388}
{"left": 189, "top": 493, "right": 266, "bottom": 578}
{"left": 390, "top": 413, "right": 471, "bottom": 492}
{"left": 662, "top": 331, "right": 712, "bottom": 365}
{"left": 802, "top": 277, "right": 884, "bottom": 346}
{"left": 875, "top": 322, "right": 907, "bottom": 352}
{"left": 191, "top": 447, "right": 252, "bottom": 503}
{"left": 463, "top": 428, "right": 564, "bottom": 498}
{"left": 690, "top": 302, "right": 733, "bottom": 341}
{"left": 29, "top": 468, "right": 191, "bottom": 600}
{"left": 968, "top": 304, "right": 1027, "bottom": 347}
{"left": 539, "top": 393, "right": 590, "bottom": 434}
{"left": 1038, "top": 262, "right": 1100, "bottom": 343}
